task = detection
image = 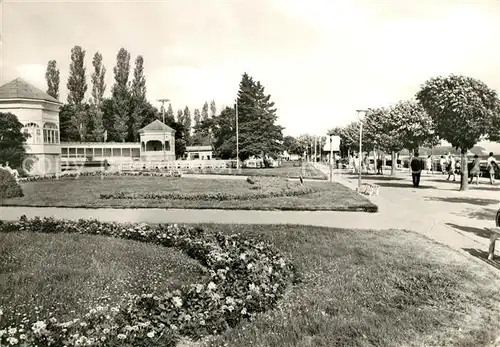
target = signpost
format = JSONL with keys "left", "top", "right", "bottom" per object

{"left": 324, "top": 135, "right": 340, "bottom": 182}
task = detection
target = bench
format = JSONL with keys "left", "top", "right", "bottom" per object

{"left": 485, "top": 227, "right": 500, "bottom": 260}
{"left": 356, "top": 183, "right": 380, "bottom": 196}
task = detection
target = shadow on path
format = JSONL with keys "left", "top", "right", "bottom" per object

{"left": 462, "top": 248, "right": 500, "bottom": 271}
{"left": 446, "top": 223, "right": 492, "bottom": 239}
{"left": 376, "top": 182, "right": 436, "bottom": 189}
{"left": 426, "top": 197, "right": 499, "bottom": 206}
{"left": 457, "top": 208, "right": 497, "bottom": 221}
{"left": 346, "top": 175, "right": 404, "bottom": 181}
{"left": 469, "top": 186, "right": 500, "bottom": 191}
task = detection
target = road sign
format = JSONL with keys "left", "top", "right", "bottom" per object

{"left": 323, "top": 135, "right": 340, "bottom": 152}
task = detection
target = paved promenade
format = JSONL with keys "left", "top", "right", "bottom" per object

{"left": 1, "top": 165, "right": 499, "bottom": 264}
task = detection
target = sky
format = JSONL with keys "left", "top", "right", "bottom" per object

{"left": 1, "top": 0, "right": 500, "bottom": 137}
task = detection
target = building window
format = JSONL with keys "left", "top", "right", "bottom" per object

{"left": 43, "top": 122, "right": 59, "bottom": 144}
{"left": 23, "top": 122, "right": 41, "bottom": 144}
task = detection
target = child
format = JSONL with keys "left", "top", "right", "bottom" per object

{"left": 446, "top": 156, "right": 456, "bottom": 181}
{"left": 487, "top": 152, "right": 497, "bottom": 185}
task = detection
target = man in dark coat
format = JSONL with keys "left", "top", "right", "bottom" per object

{"left": 410, "top": 151, "right": 424, "bottom": 188}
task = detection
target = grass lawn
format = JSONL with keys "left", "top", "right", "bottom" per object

{"left": 0, "top": 232, "right": 206, "bottom": 323}
{"left": 190, "top": 161, "right": 327, "bottom": 180}
{"left": 3, "top": 176, "right": 377, "bottom": 212}
{"left": 192, "top": 224, "right": 500, "bottom": 347}
{"left": 1, "top": 224, "right": 499, "bottom": 346}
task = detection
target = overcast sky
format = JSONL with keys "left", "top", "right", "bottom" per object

{"left": 2, "top": 0, "right": 500, "bottom": 136}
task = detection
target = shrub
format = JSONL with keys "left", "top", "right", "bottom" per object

{"left": 0, "top": 217, "right": 299, "bottom": 346}
{"left": 0, "top": 168, "right": 23, "bottom": 199}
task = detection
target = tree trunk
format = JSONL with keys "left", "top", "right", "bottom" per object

{"left": 391, "top": 151, "right": 396, "bottom": 176}
{"left": 460, "top": 148, "right": 468, "bottom": 191}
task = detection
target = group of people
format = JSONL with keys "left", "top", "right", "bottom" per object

{"left": 411, "top": 152, "right": 498, "bottom": 188}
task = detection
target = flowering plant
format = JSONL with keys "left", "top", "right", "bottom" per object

{"left": 100, "top": 177, "right": 318, "bottom": 201}
{"left": 0, "top": 217, "right": 299, "bottom": 346}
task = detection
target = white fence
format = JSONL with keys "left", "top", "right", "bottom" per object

{"left": 117, "top": 160, "right": 231, "bottom": 172}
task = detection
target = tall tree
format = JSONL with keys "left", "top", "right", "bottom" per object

{"left": 166, "top": 103, "right": 175, "bottom": 123}
{"left": 236, "top": 73, "right": 284, "bottom": 164}
{"left": 111, "top": 48, "right": 131, "bottom": 141}
{"left": 129, "top": 55, "right": 147, "bottom": 141}
{"left": 89, "top": 52, "right": 106, "bottom": 141}
{"left": 364, "top": 107, "right": 400, "bottom": 175}
{"left": 193, "top": 108, "right": 201, "bottom": 127}
{"left": 0, "top": 112, "right": 29, "bottom": 169}
{"left": 67, "top": 46, "right": 88, "bottom": 105}
{"left": 283, "top": 136, "right": 302, "bottom": 155}
{"left": 201, "top": 102, "right": 209, "bottom": 121}
{"left": 210, "top": 100, "right": 217, "bottom": 119}
{"left": 416, "top": 74, "right": 500, "bottom": 191}
{"left": 45, "top": 60, "right": 60, "bottom": 100}
{"left": 67, "top": 46, "right": 88, "bottom": 141}
{"left": 183, "top": 106, "right": 192, "bottom": 145}
{"left": 177, "top": 109, "right": 184, "bottom": 124}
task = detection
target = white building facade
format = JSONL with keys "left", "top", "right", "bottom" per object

{"left": 0, "top": 78, "right": 63, "bottom": 175}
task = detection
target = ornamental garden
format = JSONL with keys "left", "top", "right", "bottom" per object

{"left": 2, "top": 67, "right": 500, "bottom": 346}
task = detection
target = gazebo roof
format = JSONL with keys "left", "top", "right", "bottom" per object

{"left": 139, "top": 119, "right": 175, "bottom": 133}
{"left": 0, "top": 78, "right": 61, "bottom": 104}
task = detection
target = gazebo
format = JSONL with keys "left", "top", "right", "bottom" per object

{"left": 139, "top": 119, "right": 176, "bottom": 161}
{"left": 0, "top": 78, "right": 63, "bottom": 175}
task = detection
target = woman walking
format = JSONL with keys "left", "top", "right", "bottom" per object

{"left": 426, "top": 155, "right": 432, "bottom": 174}
{"left": 487, "top": 152, "right": 497, "bottom": 185}
{"left": 446, "top": 155, "right": 456, "bottom": 181}
{"left": 469, "top": 154, "right": 481, "bottom": 185}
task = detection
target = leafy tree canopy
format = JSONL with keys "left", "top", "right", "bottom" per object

{"left": 416, "top": 74, "right": 500, "bottom": 152}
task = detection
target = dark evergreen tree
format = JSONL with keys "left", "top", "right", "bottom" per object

{"left": 236, "top": 73, "right": 284, "bottom": 164}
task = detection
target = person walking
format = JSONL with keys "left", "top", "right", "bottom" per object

{"left": 487, "top": 152, "right": 497, "bottom": 185}
{"left": 426, "top": 155, "right": 432, "bottom": 174}
{"left": 469, "top": 154, "right": 481, "bottom": 185}
{"left": 410, "top": 151, "right": 424, "bottom": 188}
{"left": 446, "top": 155, "right": 456, "bottom": 181}
{"left": 439, "top": 156, "right": 446, "bottom": 174}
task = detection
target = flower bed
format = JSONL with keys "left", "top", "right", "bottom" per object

{"left": 100, "top": 177, "right": 317, "bottom": 201}
{"left": 19, "top": 170, "right": 182, "bottom": 183}
{"left": 0, "top": 217, "right": 299, "bottom": 347}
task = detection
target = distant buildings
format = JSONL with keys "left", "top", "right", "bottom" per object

{"left": 0, "top": 78, "right": 177, "bottom": 175}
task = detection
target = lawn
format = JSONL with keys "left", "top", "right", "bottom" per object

{"left": 188, "top": 161, "right": 327, "bottom": 180}
{"left": 196, "top": 224, "right": 500, "bottom": 347}
{"left": 0, "top": 232, "right": 206, "bottom": 323}
{"left": 3, "top": 176, "right": 377, "bottom": 212}
{"left": 2, "top": 223, "right": 499, "bottom": 347}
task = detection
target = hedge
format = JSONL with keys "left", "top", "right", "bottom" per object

{"left": 0, "top": 168, "right": 23, "bottom": 199}
{"left": 0, "top": 217, "right": 299, "bottom": 347}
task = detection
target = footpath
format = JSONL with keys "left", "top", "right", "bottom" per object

{"left": 314, "top": 164, "right": 500, "bottom": 254}
{"left": 0, "top": 165, "right": 499, "bottom": 262}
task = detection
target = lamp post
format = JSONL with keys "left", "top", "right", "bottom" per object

{"left": 158, "top": 98, "right": 170, "bottom": 162}
{"left": 235, "top": 99, "right": 239, "bottom": 170}
{"left": 356, "top": 109, "right": 368, "bottom": 190}
{"left": 329, "top": 135, "right": 333, "bottom": 182}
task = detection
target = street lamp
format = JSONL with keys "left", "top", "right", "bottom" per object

{"left": 235, "top": 99, "right": 239, "bottom": 170}
{"left": 356, "top": 109, "right": 368, "bottom": 190}
{"left": 158, "top": 98, "right": 170, "bottom": 162}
